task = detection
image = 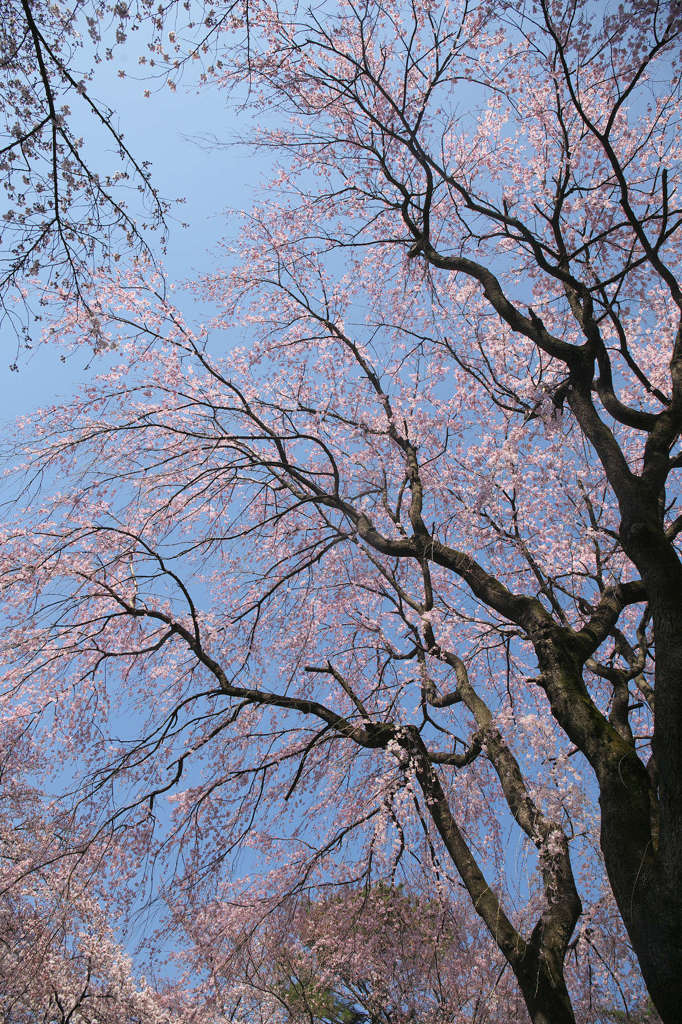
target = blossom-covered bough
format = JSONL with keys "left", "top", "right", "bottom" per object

{"left": 0, "top": 736, "right": 176, "bottom": 1023}
{"left": 0, "top": 0, "right": 241, "bottom": 349}
{"left": 1, "top": 1, "right": 681, "bottom": 1022}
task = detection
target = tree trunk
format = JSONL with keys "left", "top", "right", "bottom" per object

{"left": 599, "top": 758, "right": 682, "bottom": 1024}
{"left": 608, "top": 516, "right": 682, "bottom": 1023}
{"left": 628, "top": 597, "right": 682, "bottom": 1023}
{"left": 411, "top": 735, "right": 578, "bottom": 1024}
{"left": 516, "top": 951, "right": 576, "bottom": 1024}
{"left": 531, "top": 586, "right": 681, "bottom": 1022}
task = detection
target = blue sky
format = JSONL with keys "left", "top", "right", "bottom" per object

{"left": 1, "top": 40, "right": 257, "bottom": 424}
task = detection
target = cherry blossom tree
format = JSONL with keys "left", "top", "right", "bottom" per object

{"left": 0, "top": 728, "right": 176, "bottom": 1024}
{"left": 0, "top": 0, "right": 244, "bottom": 350}
{"left": 0, "top": 879, "right": 174, "bottom": 1024}
{"left": 2, "top": 1, "right": 681, "bottom": 1023}
{"left": 173, "top": 881, "right": 650, "bottom": 1024}
{"left": 175, "top": 884, "right": 526, "bottom": 1023}
{"left": 1, "top": 0, "right": 158, "bottom": 347}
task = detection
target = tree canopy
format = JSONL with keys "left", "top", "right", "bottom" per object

{"left": 1, "top": 2, "right": 681, "bottom": 1022}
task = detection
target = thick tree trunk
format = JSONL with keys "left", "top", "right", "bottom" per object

{"left": 626, "top": 599, "right": 682, "bottom": 1023}
{"left": 531, "top": 592, "right": 681, "bottom": 1022}
{"left": 563, "top": 354, "right": 682, "bottom": 1018}
{"left": 516, "top": 954, "right": 576, "bottom": 1024}
{"left": 606, "top": 517, "right": 682, "bottom": 1023}
{"left": 599, "top": 759, "right": 682, "bottom": 1024}
{"left": 650, "top": 596, "right": 682, "bottom": 901}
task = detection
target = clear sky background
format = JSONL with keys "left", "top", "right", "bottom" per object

{"left": 0, "top": 38, "right": 257, "bottom": 424}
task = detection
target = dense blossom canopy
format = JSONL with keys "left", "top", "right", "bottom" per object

{"left": 1, "top": 1, "right": 681, "bottom": 1022}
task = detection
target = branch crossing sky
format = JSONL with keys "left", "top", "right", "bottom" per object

{"left": 1, "top": 38, "right": 254, "bottom": 422}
